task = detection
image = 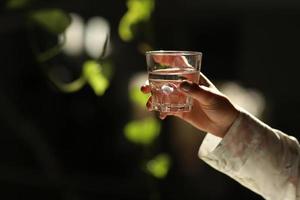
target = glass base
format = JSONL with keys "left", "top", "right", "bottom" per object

{"left": 152, "top": 104, "right": 192, "bottom": 112}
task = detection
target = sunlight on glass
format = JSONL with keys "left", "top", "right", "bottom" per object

{"left": 119, "top": 0, "right": 155, "bottom": 41}
{"left": 61, "top": 13, "right": 84, "bottom": 57}
{"left": 146, "top": 154, "right": 171, "bottom": 179}
{"left": 220, "top": 81, "right": 266, "bottom": 118}
{"left": 6, "top": 0, "right": 32, "bottom": 9}
{"left": 30, "top": 9, "right": 71, "bottom": 34}
{"left": 124, "top": 117, "right": 160, "bottom": 145}
{"left": 85, "top": 17, "right": 111, "bottom": 59}
{"left": 83, "top": 60, "right": 109, "bottom": 96}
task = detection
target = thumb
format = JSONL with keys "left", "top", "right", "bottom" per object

{"left": 179, "top": 81, "right": 221, "bottom": 106}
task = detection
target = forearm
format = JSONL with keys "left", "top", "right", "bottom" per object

{"left": 199, "top": 110, "right": 300, "bottom": 200}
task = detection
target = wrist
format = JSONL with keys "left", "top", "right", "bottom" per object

{"left": 223, "top": 106, "right": 240, "bottom": 137}
{"left": 217, "top": 104, "right": 241, "bottom": 138}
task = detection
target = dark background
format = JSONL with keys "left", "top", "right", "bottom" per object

{"left": 0, "top": 0, "right": 300, "bottom": 199}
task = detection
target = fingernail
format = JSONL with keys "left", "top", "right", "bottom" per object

{"left": 140, "top": 85, "right": 146, "bottom": 91}
{"left": 180, "top": 81, "right": 192, "bottom": 92}
{"left": 147, "top": 103, "right": 154, "bottom": 112}
{"left": 159, "top": 114, "right": 166, "bottom": 120}
{"left": 146, "top": 101, "right": 151, "bottom": 108}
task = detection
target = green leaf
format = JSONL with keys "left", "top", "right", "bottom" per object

{"left": 6, "top": 0, "right": 32, "bottom": 9}
{"left": 29, "top": 9, "right": 71, "bottom": 34}
{"left": 119, "top": 0, "right": 155, "bottom": 41}
{"left": 129, "top": 86, "right": 150, "bottom": 108}
{"left": 101, "top": 61, "right": 114, "bottom": 80}
{"left": 146, "top": 154, "right": 171, "bottom": 179}
{"left": 48, "top": 75, "right": 86, "bottom": 93}
{"left": 36, "top": 33, "right": 66, "bottom": 63}
{"left": 124, "top": 117, "right": 160, "bottom": 145}
{"left": 83, "top": 60, "right": 109, "bottom": 96}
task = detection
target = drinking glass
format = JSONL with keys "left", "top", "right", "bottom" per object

{"left": 146, "top": 50, "right": 202, "bottom": 112}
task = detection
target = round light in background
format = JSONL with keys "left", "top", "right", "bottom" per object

{"left": 84, "top": 16, "right": 111, "bottom": 59}
{"left": 220, "top": 81, "right": 266, "bottom": 118}
{"left": 61, "top": 13, "right": 85, "bottom": 57}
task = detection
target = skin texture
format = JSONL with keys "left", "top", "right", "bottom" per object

{"left": 142, "top": 55, "right": 240, "bottom": 138}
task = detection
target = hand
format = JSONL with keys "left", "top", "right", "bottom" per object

{"left": 141, "top": 56, "right": 240, "bottom": 138}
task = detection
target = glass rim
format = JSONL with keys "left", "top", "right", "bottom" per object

{"left": 145, "top": 50, "right": 202, "bottom": 56}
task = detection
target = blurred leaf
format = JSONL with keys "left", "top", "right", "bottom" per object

{"left": 124, "top": 117, "right": 160, "bottom": 145}
{"left": 138, "top": 42, "right": 153, "bottom": 54}
{"left": 29, "top": 9, "right": 71, "bottom": 34}
{"left": 47, "top": 60, "right": 112, "bottom": 95}
{"left": 129, "top": 86, "right": 150, "bottom": 108}
{"left": 6, "top": 0, "right": 32, "bottom": 9}
{"left": 146, "top": 154, "right": 171, "bottom": 179}
{"left": 118, "top": 14, "right": 134, "bottom": 41}
{"left": 101, "top": 61, "right": 114, "bottom": 80}
{"left": 36, "top": 33, "right": 66, "bottom": 63}
{"left": 119, "top": 0, "right": 155, "bottom": 41}
{"left": 83, "top": 60, "right": 109, "bottom": 96}
{"left": 48, "top": 75, "right": 86, "bottom": 93}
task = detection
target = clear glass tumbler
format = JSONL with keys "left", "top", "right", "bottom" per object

{"left": 146, "top": 50, "right": 202, "bottom": 112}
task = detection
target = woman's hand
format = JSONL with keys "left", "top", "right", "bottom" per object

{"left": 141, "top": 71, "right": 240, "bottom": 138}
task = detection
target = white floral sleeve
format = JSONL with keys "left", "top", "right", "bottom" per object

{"left": 199, "top": 110, "right": 300, "bottom": 200}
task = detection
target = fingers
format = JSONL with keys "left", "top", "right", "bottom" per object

{"left": 153, "top": 55, "right": 191, "bottom": 68}
{"left": 199, "top": 72, "right": 218, "bottom": 90}
{"left": 141, "top": 84, "right": 151, "bottom": 94}
{"left": 142, "top": 73, "right": 219, "bottom": 118}
{"left": 159, "top": 112, "right": 168, "bottom": 120}
{"left": 199, "top": 73, "right": 210, "bottom": 87}
{"left": 146, "top": 96, "right": 170, "bottom": 120}
{"left": 142, "top": 85, "right": 171, "bottom": 120}
{"left": 179, "top": 81, "right": 220, "bottom": 106}
{"left": 142, "top": 72, "right": 212, "bottom": 93}
{"left": 146, "top": 96, "right": 152, "bottom": 111}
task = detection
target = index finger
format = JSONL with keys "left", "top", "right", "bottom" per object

{"left": 153, "top": 55, "right": 191, "bottom": 68}
{"left": 199, "top": 73, "right": 218, "bottom": 90}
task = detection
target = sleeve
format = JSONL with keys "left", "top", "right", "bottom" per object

{"left": 198, "top": 110, "right": 300, "bottom": 200}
